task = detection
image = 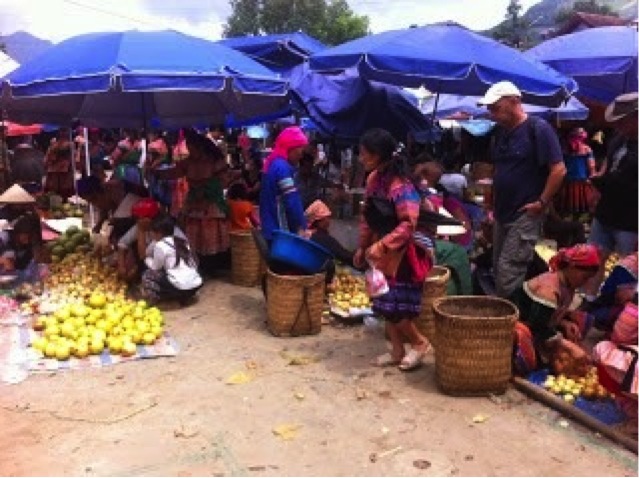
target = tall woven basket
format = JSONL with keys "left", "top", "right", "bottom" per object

{"left": 416, "top": 266, "right": 450, "bottom": 348}
{"left": 230, "top": 231, "right": 263, "bottom": 287}
{"left": 433, "top": 296, "right": 518, "bottom": 396}
{"left": 266, "top": 269, "right": 325, "bottom": 337}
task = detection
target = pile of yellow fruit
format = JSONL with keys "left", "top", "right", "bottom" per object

{"left": 327, "top": 268, "right": 371, "bottom": 313}
{"left": 543, "top": 367, "right": 612, "bottom": 404}
{"left": 30, "top": 294, "right": 164, "bottom": 360}
{"left": 20, "top": 254, "right": 127, "bottom": 316}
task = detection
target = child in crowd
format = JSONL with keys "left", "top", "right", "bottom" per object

{"left": 227, "top": 183, "right": 259, "bottom": 232}
{"left": 140, "top": 214, "right": 202, "bottom": 306}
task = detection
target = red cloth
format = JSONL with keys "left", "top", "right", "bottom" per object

{"left": 549, "top": 243, "right": 600, "bottom": 271}
{"left": 263, "top": 127, "right": 308, "bottom": 173}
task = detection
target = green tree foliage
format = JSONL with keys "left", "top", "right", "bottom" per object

{"left": 555, "top": 0, "right": 619, "bottom": 24}
{"left": 492, "top": 0, "right": 531, "bottom": 48}
{"left": 223, "top": 0, "right": 369, "bottom": 46}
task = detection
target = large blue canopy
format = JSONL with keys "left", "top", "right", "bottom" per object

{"left": 309, "top": 22, "right": 577, "bottom": 107}
{"left": 422, "top": 94, "right": 590, "bottom": 121}
{"left": 1, "top": 30, "right": 289, "bottom": 128}
{"left": 289, "top": 64, "right": 431, "bottom": 142}
{"left": 525, "top": 26, "right": 638, "bottom": 104}
{"left": 219, "top": 32, "right": 326, "bottom": 73}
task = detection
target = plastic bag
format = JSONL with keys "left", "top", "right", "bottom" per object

{"left": 365, "top": 264, "right": 389, "bottom": 298}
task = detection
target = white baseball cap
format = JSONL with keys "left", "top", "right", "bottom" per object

{"left": 477, "top": 81, "right": 522, "bottom": 106}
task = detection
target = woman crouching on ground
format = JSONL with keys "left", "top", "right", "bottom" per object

{"left": 140, "top": 214, "right": 202, "bottom": 306}
{"left": 354, "top": 129, "right": 433, "bottom": 371}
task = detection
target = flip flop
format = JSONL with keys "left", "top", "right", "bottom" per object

{"left": 371, "top": 352, "right": 402, "bottom": 367}
{"left": 398, "top": 349, "right": 425, "bottom": 372}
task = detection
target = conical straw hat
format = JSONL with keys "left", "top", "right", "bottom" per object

{"left": 0, "top": 184, "right": 36, "bottom": 204}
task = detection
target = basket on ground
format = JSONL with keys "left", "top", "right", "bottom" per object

{"left": 266, "top": 269, "right": 325, "bottom": 337}
{"left": 230, "top": 231, "right": 264, "bottom": 287}
{"left": 416, "top": 266, "right": 450, "bottom": 347}
{"left": 433, "top": 296, "right": 518, "bottom": 396}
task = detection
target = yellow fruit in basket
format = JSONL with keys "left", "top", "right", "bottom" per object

{"left": 563, "top": 393, "right": 575, "bottom": 404}
{"left": 44, "top": 342, "right": 57, "bottom": 358}
{"left": 54, "top": 343, "right": 71, "bottom": 360}
{"left": 55, "top": 308, "right": 71, "bottom": 321}
{"left": 121, "top": 341, "right": 137, "bottom": 357}
{"left": 31, "top": 337, "right": 48, "bottom": 352}
{"left": 136, "top": 320, "right": 150, "bottom": 333}
{"left": 44, "top": 317, "right": 58, "bottom": 329}
{"left": 130, "top": 329, "right": 143, "bottom": 345}
{"left": 89, "top": 340, "right": 104, "bottom": 355}
{"left": 121, "top": 316, "right": 135, "bottom": 330}
{"left": 60, "top": 321, "right": 75, "bottom": 338}
{"left": 137, "top": 300, "right": 148, "bottom": 309}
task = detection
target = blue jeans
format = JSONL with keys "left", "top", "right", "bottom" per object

{"left": 588, "top": 218, "right": 638, "bottom": 255}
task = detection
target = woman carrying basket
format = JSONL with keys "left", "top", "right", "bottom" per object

{"left": 354, "top": 129, "right": 433, "bottom": 372}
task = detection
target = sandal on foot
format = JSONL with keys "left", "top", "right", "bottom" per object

{"left": 398, "top": 349, "right": 425, "bottom": 371}
{"left": 371, "top": 352, "right": 402, "bottom": 367}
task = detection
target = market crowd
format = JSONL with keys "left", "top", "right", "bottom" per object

{"left": 0, "top": 84, "right": 636, "bottom": 435}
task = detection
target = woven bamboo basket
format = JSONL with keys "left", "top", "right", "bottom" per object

{"left": 230, "top": 231, "right": 262, "bottom": 287}
{"left": 433, "top": 296, "right": 518, "bottom": 396}
{"left": 266, "top": 269, "right": 325, "bottom": 337}
{"left": 416, "top": 266, "right": 450, "bottom": 348}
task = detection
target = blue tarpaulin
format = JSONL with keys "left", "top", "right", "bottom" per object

{"left": 289, "top": 64, "right": 432, "bottom": 142}
{"left": 310, "top": 22, "right": 577, "bottom": 107}
{"left": 525, "top": 26, "right": 638, "bottom": 104}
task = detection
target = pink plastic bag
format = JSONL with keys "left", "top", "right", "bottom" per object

{"left": 365, "top": 264, "right": 389, "bottom": 298}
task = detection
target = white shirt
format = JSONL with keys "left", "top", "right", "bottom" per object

{"left": 145, "top": 237, "right": 202, "bottom": 290}
{"left": 439, "top": 173, "right": 467, "bottom": 199}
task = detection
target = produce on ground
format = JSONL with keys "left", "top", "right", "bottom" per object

{"left": 542, "top": 367, "right": 612, "bottom": 404}
{"left": 45, "top": 225, "right": 93, "bottom": 263}
{"left": 23, "top": 251, "right": 165, "bottom": 360}
{"left": 327, "top": 268, "right": 371, "bottom": 314}
{"left": 37, "top": 193, "right": 85, "bottom": 219}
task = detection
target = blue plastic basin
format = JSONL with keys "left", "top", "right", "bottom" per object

{"left": 270, "top": 230, "right": 333, "bottom": 274}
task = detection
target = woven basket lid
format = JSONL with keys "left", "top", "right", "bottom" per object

{"left": 0, "top": 184, "right": 36, "bottom": 204}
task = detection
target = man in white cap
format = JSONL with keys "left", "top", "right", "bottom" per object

{"left": 585, "top": 92, "right": 638, "bottom": 300}
{"left": 477, "top": 81, "right": 566, "bottom": 298}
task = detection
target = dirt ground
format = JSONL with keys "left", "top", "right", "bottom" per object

{"left": 0, "top": 278, "right": 637, "bottom": 477}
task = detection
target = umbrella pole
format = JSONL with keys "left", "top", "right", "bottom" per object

{"left": 84, "top": 127, "right": 94, "bottom": 229}
{"left": 0, "top": 109, "right": 7, "bottom": 193}
{"left": 70, "top": 127, "right": 79, "bottom": 200}
{"left": 431, "top": 92, "right": 440, "bottom": 127}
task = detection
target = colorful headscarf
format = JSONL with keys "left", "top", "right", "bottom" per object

{"left": 131, "top": 198, "right": 160, "bottom": 219}
{"left": 263, "top": 126, "right": 308, "bottom": 173}
{"left": 305, "top": 200, "right": 332, "bottom": 226}
{"left": 549, "top": 244, "right": 600, "bottom": 272}
{"left": 568, "top": 127, "right": 588, "bottom": 153}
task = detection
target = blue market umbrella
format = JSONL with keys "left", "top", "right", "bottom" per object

{"left": 310, "top": 22, "right": 577, "bottom": 107}
{"left": 422, "top": 94, "right": 590, "bottom": 121}
{"left": 1, "top": 30, "right": 289, "bottom": 128}
{"left": 525, "top": 26, "right": 638, "bottom": 104}
{"left": 219, "top": 32, "right": 326, "bottom": 74}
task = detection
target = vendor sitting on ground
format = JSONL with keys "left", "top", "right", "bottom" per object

{"left": 509, "top": 244, "right": 600, "bottom": 377}
{"left": 0, "top": 215, "right": 42, "bottom": 280}
{"left": 140, "top": 214, "right": 202, "bottom": 306}
{"left": 305, "top": 200, "right": 354, "bottom": 280}
{"left": 117, "top": 198, "right": 187, "bottom": 283}
{"left": 583, "top": 252, "right": 638, "bottom": 334}
{"left": 592, "top": 295, "right": 638, "bottom": 437}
